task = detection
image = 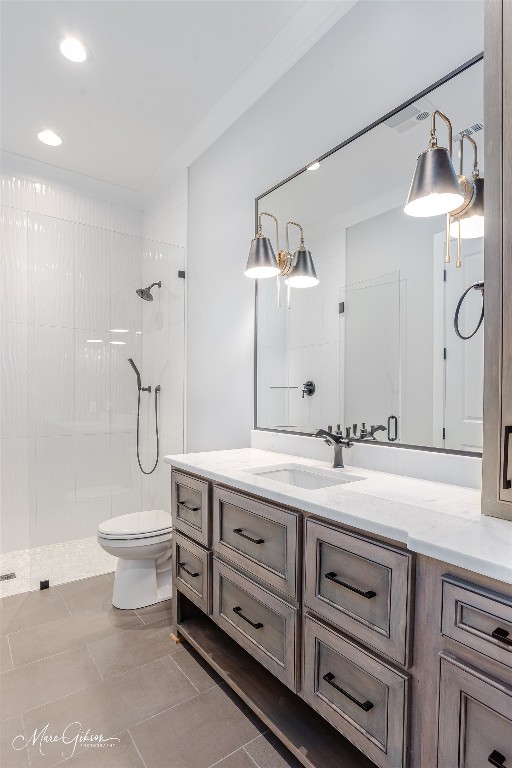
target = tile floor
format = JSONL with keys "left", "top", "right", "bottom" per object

{"left": 0, "top": 573, "right": 301, "bottom": 768}
{"left": 0, "top": 538, "right": 116, "bottom": 598}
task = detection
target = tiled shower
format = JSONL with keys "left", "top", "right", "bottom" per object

{"left": 0, "top": 173, "right": 185, "bottom": 595}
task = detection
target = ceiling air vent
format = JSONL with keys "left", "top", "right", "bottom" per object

{"left": 453, "top": 122, "right": 484, "bottom": 142}
{"left": 416, "top": 111, "right": 430, "bottom": 121}
{"left": 384, "top": 98, "right": 432, "bottom": 133}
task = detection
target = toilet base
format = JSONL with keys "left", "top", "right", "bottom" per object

{"left": 112, "top": 552, "right": 172, "bottom": 610}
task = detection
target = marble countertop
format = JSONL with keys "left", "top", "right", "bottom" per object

{"left": 164, "top": 448, "right": 512, "bottom": 585}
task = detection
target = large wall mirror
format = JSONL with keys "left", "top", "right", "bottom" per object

{"left": 255, "top": 55, "right": 484, "bottom": 454}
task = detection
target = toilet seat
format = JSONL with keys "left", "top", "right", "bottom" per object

{"left": 98, "top": 509, "right": 172, "bottom": 540}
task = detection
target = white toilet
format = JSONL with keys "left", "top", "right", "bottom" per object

{"left": 97, "top": 509, "right": 173, "bottom": 610}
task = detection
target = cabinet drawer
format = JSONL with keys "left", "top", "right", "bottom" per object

{"left": 213, "top": 486, "right": 299, "bottom": 599}
{"left": 304, "top": 519, "right": 413, "bottom": 666}
{"left": 303, "top": 615, "right": 409, "bottom": 768}
{"left": 441, "top": 575, "right": 512, "bottom": 670}
{"left": 438, "top": 653, "right": 512, "bottom": 768}
{"left": 212, "top": 558, "right": 299, "bottom": 691}
{"left": 172, "top": 470, "right": 210, "bottom": 546}
{"left": 173, "top": 532, "right": 211, "bottom": 614}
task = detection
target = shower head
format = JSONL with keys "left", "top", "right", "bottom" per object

{"left": 127, "top": 358, "right": 142, "bottom": 391}
{"left": 136, "top": 281, "right": 161, "bottom": 301}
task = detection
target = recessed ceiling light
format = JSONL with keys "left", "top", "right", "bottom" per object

{"left": 110, "top": 341, "right": 127, "bottom": 345}
{"left": 87, "top": 339, "right": 103, "bottom": 343}
{"left": 37, "top": 130, "right": 62, "bottom": 147}
{"left": 307, "top": 161, "right": 320, "bottom": 171}
{"left": 110, "top": 329, "right": 130, "bottom": 333}
{"left": 58, "top": 36, "right": 88, "bottom": 63}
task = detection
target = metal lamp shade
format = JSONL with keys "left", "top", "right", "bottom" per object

{"left": 449, "top": 177, "right": 484, "bottom": 239}
{"left": 245, "top": 235, "right": 280, "bottom": 278}
{"left": 284, "top": 248, "right": 319, "bottom": 288}
{"left": 404, "top": 146, "right": 464, "bottom": 217}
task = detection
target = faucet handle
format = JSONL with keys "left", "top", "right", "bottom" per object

{"left": 335, "top": 424, "right": 342, "bottom": 435}
{"left": 327, "top": 425, "right": 333, "bottom": 433}
{"left": 352, "top": 423, "right": 358, "bottom": 435}
{"left": 345, "top": 426, "right": 351, "bottom": 439}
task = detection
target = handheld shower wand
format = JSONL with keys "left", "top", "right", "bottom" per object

{"left": 127, "top": 358, "right": 160, "bottom": 475}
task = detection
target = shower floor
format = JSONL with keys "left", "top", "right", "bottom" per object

{"left": 0, "top": 536, "right": 116, "bottom": 598}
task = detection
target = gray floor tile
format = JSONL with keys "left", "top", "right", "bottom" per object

{"left": 0, "top": 647, "right": 101, "bottom": 722}
{"left": 53, "top": 731, "right": 144, "bottom": 768}
{"left": 244, "top": 732, "right": 302, "bottom": 768}
{"left": 53, "top": 575, "right": 115, "bottom": 616}
{"left": 0, "top": 591, "right": 70, "bottom": 637}
{"left": 213, "top": 749, "right": 256, "bottom": 768}
{"left": 172, "top": 646, "right": 223, "bottom": 692}
{"left": 9, "top": 607, "right": 143, "bottom": 668}
{"left": 135, "top": 599, "right": 172, "bottom": 626}
{"left": 0, "top": 715, "right": 30, "bottom": 768}
{"left": 23, "top": 655, "right": 198, "bottom": 768}
{"left": 87, "top": 618, "right": 179, "bottom": 679}
{"left": 130, "top": 684, "right": 265, "bottom": 768}
{"left": 0, "top": 634, "right": 13, "bottom": 673}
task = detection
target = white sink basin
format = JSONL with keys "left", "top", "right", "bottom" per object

{"left": 243, "top": 463, "right": 364, "bottom": 490}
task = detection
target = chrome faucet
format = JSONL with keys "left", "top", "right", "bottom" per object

{"left": 315, "top": 429, "right": 353, "bottom": 468}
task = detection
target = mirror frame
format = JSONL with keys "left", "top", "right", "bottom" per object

{"left": 253, "top": 52, "right": 484, "bottom": 457}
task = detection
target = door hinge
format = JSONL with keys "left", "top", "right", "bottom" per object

{"left": 442, "top": 428, "right": 446, "bottom": 440}
{"left": 443, "top": 269, "right": 447, "bottom": 282}
{"left": 178, "top": 270, "right": 185, "bottom": 279}
{"left": 339, "top": 302, "right": 345, "bottom": 314}
{"left": 443, "top": 347, "right": 447, "bottom": 360}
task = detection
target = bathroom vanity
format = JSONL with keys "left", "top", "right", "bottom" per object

{"left": 167, "top": 449, "right": 512, "bottom": 768}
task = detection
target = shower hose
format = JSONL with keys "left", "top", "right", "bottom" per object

{"left": 136, "top": 385, "right": 160, "bottom": 475}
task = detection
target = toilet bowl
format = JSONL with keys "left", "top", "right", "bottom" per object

{"left": 97, "top": 509, "right": 172, "bottom": 610}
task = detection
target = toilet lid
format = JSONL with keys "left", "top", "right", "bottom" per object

{"left": 98, "top": 510, "right": 172, "bottom": 538}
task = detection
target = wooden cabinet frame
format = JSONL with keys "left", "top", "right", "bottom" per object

{"left": 482, "top": 0, "right": 512, "bottom": 519}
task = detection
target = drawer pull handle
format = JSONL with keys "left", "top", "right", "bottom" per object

{"left": 325, "top": 572, "right": 377, "bottom": 599}
{"left": 233, "top": 528, "right": 264, "bottom": 545}
{"left": 323, "top": 672, "right": 373, "bottom": 712}
{"left": 233, "top": 606, "right": 263, "bottom": 629}
{"left": 492, "top": 627, "right": 512, "bottom": 646}
{"left": 178, "top": 500, "right": 200, "bottom": 512}
{"left": 179, "top": 562, "right": 199, "bottom": 578}
{"left": 489, "top": 751, "right": 507, "bottom": 767}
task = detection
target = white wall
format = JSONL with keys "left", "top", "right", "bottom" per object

{"left": 140, "top": 172, "right": 187, "bottom": 509}
{"left": 186, "top": 0, "right": 483, "bottom": 452}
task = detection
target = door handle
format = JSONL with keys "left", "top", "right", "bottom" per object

{"left": 503, "top": 426, "right": 512, "bottom": 490}
{"left": 179, "top": 562, "right": 199, "bottom": 578}
{"left": 491, "top": 627, "right": 512, "bottom": 646}
{"left": 323, "top": 673, "right": 373, "bottom": 711}
{"left": 233, "top": 528, "right": 264, "bottom": 545}
{"left": 233, "top": 606, "right": 263, "bottom": 629}
{"left": 489, "top": 751, "right": 507, "bottom": 767}
{"left": 178, "top": 500, "right": 200, "bottom": 512}
{"left": 325, "top": 572, "right": 376, "bottom": 599}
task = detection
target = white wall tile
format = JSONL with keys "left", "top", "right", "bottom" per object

{"left": 33, "top": 326, "right": 74, "bottom": 436}
{"left": 0, "top": 437, "right": 34, "bottom": 552}
{"left": 0, "top": 174, "right": 35, "bottom": 211}
{"left": 111, "top": 432, "right": 141, "bottom": 516}
{"left": 34, "top": 436, "right": 75, "bottom": 546}
{"left": 110, "top": 330, "right": 141, "bottom": 433}
{"left": 75, "top": 194, "right": 111, "bottom": 230}
{"left": 75, "top": 332, "right": 110, "bottom": 434}
{"left": 157, "top": 322, "right": 184, "bottom": 440}
{"left": 74, "top": 225, "right": 110, "bottom": 330}
{"left": 0, "top": 207, "right": 28, "bottom": 324}
{"left": 110, "top": 232, "right": 141, "bottom": 334}
{"left": 141, "top": 436, "right": 180, "bottom": 513}
{"left": 0, "top": 322, "right": 33, "bottom": 438}
{"left": 35, "top": 183, "right": 75, "bottom": 221}
{"left": 112, "top": 204, "right": 142, "bottom": 237}
{"left": 75, "top": 434, "right": 111, "bottom": 537}
{"left": 30, "top": 214, "right": 75, "bottom": 328}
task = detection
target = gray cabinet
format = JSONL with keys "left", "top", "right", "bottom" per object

{"left": 172, "top": 469, "right": 211, "bottom": 546}
{"left": 304, "top": 519, "right": 413, "bottom": 666}
{"left": 173, "top": 531, "right": 212, "bottom": 615}
{"left": 437, "top": 653, "right": 512, "bottom": 767}
{"left": 482, "top": 0, "right": 512, "bottom": 520}
{"left": 212, "top": 557, "right": 299, "bottom": 691}
{"left": 303, "top": 615, "right": 409, "bottom": 768}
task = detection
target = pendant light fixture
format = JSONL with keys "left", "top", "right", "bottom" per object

{"left": 449, "top": 134, "right": 484, "bottom": 241}
{"left": 284, "top": 221, "right": 319, "bottom": 288}
{"left": 404, "top": 110, "right": 464, "bottom": 217}
{"left": 245, "top": 212, "right": 282, "bottom": 278}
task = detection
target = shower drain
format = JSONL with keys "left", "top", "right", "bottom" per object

{"left": 0, "top": 572, "right": 16, "bottom": 581}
